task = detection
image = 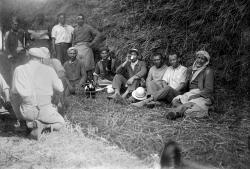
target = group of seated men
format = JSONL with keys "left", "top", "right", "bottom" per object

{"left": 106, "top": 48, "right": 214, "bottom": 120}
{"left": 0, "top": 45, "right": 214, "bottom": 141}
{"left": 0, "top": 13, "right": 214, "bottom": 141}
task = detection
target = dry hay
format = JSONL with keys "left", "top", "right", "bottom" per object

{"left": 0, "top": 119, "right": 149, "bottom": 169}
{"left": 66, "top": 92, "right": 250, "bottom": 169}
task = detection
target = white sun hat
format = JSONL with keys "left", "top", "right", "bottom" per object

{"left": 28, "top": 48, "right": 47, "bottom": 59}
{"left": 106, "top": 85, "right": 114, "bottom": 94}
{"left": 132, "top": 87, "right": 147, "bottom": 100}
{"left": 40, "top": 47, "right": 50, "bottom": 59}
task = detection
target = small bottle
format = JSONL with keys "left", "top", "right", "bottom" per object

{"left": 89, "top": 80, "right": 96, "bottom": 99}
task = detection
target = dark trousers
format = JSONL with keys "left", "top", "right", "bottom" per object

{"left": 55, "top": 43, "right": 71, "bottom": 64}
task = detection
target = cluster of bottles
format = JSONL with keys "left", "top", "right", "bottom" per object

{"left": 84, "top": 80, "right": 96, "bottom": 98}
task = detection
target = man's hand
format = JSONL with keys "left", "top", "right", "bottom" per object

{"left": 7, "top": 54, "right": 13, "bottom": 59}
{"left": 127, "top": 76, "right": 135, "bottom": 85}
{"left": 122, "top": 54, "right": 131, "bottom": 67}
{"left": 188, "top": 94, "right": 200, "bottom": 101}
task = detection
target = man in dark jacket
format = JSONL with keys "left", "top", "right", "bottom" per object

{"left": 108, "top": 48, "right": 147, "bottom": 99}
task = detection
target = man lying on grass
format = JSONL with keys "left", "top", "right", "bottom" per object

{"left": 132, "top": 52, "right": 187, "bottom": 107}
{"left": 165, "top": 50, "right": 214, "bottom": 120}
{"left": 108, "top": 48, "right": 147, "bottom": 99}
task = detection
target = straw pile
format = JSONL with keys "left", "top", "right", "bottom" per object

{"left": 66, "top": 92, "right": 250, "bottom": 169}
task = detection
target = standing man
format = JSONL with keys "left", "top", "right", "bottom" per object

{"left": 132, "top": 53, "right": 187, "bottom": 107}
{"left": 51, "top": 13, "right": 74, "bottom": 64}
{"left": 4, "top": 19, "right": 26, "bottom": 77}
{"left": 72, "top": 14, "right": 101, "bottom": 80}
{"left": 108, "top": 48, "right": 147, "bottom": 99}
{"left": 11, "top": 48, "right": 65, "bottom": 140}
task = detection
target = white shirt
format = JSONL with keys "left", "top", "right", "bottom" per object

{"left": 51, "top": 24, "right": 74, "bottom": 44}
{"left": 162, "top": 65, "right": 187, "bottom": 89}
{"left": 0, "top": 73, "right": 9, "bottom": 93}
{"left": 12, "top": 60, "right": 64, "bottom": 98}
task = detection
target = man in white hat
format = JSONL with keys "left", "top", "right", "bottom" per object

{"left": 166, "top": 50, "right": 214, "bottom": 120}
{"left": 11, "top": 47, "right": 65, "bottom": 140}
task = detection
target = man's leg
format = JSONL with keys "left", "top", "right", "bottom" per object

{"left": 108, "top": 74, "right": 127, "bottom": 99}
{"left": 153, "top": 85, "right": 179, "bottom": 103}
{"left": 55, "top": 44, "right": 63, "bottom": 63}
{"left": 123, "top": 79, "right": 140, "bottom": 98}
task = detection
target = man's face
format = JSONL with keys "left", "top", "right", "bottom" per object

{"left": 11, "top": 22, "right": 18, "bottom": 32}
{"left": 129, "top": 52, "right": 138, "bottom": 63}
{"left": 68, "top": 50, "right": 77, "bottom": 61}
{"left": 58, "top": 15, "right": 65, "bottom": 24}
{"left": 100, "top": 50, "right": 108, "bottom": 60}
{"left": 76, "top": 16, "right": 84, "bottom": 26}
{"left": 153, "top": 55, "right": 163, "bottom": 68}
{"left": 169, "top": 54, "right": 179, "bottom": 68}
{"left": 195, "top": 54, "right": 207, "bottom": 68}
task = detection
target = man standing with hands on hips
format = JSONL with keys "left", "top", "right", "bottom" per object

{"left": 72, "top": 14, "right": 101, "bottom": 80}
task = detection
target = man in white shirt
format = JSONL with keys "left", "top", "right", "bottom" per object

{"left": 51, "top": 13, "right": 74, "bottom": 64}
{"left": 132, "top": 53, "right": 187, "bottom": 107}
{"left": 11, "top": 48, "right": 65, "bottom": 140}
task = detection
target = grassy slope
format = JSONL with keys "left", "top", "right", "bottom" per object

{"left": 66, "top": 93, "right": 250, "bottom": 169}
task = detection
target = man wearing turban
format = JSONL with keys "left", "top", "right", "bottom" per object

{"left": 166, "top": 50, "right": 214, "bottom": 119}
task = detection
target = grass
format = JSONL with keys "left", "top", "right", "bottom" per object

{"left": 0, "top": 118, "right": 148, "bottom": 169}
{"left": 65, "top": 91, "right": 250, "bottom": 169}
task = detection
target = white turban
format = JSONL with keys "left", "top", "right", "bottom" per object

{"left": 40, "top": 47, "right": 50, "bottom": 59}
{"left": 28, "top": 48, "right": 47, "bottom": 59}
{"left": 196, "top": 50, "right": 210, "bottom": 63}
{"left": 67, "top": 47, "right": 78, "bottom": 54}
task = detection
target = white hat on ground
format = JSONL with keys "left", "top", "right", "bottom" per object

{"left": 106, "top": 85, "right": 114, "bottom": 94}
{"left": 132, "top": 87, "right": 147, "bottom": 100}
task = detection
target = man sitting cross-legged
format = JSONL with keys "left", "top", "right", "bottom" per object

{"left": 93, "top": 47, "right": 117, "bottom": 87}
{"left": 165, "top": 50, "right": 214, "bottom": 120}
{"left": 63, "top": 47, "right": 87, "bottom": 96}
{"left": 132, "top": 52, "right": 187, "bottom": 107}
{"left": 108, "top": 48, "right": 147, "bottom": 99}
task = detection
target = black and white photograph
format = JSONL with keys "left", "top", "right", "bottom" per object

{"left": 0, "top": 0, "right": 249, "bottom": 168}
